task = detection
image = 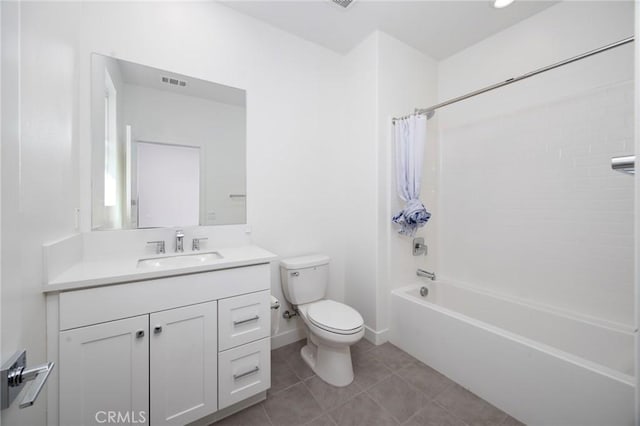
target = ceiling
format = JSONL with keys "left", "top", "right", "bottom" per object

{"left": 220, "top": 0, "right": 558, "bottom": 60}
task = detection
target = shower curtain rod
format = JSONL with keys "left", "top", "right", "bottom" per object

{"left": 392, "top": 35, "right": 635, "bottom": 124}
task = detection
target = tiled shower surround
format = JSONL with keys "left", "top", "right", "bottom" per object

{"left": 439, "top": 78, "right": 634, "bottom": 326}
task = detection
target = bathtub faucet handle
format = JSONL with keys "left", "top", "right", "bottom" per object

{"left": 413, "top": 238, "right": 428, "bottom": 256}
{"left": 417, "top": 269, "right": 436, "bottom": 280}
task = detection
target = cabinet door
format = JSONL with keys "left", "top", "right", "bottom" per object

{"left": 218, "top": 290, "right": 271, "bottom": 351}
{"left": 150, "top": 301, "right": 218, "bottom": 425}
{"left": 59, "top": 316, "right": 149, "bottom": 426}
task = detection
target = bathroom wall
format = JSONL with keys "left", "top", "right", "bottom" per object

{"left": 8, "top": 0, "right": 353, "bottom": 355}
{"left": 1, "top": 7, "right": 351, "bottom": 424}
{"left": 341, "top": 31, "right": 438, "bottom": 340}
{"left": 376, "top": 33, "right": 438, "bottom": 337}
{"left": 341, "top": 32, "right": 380, "bottom": 333}
{"left": 2, "top": 2, "right": 82, "bottom": 425}
{"left": 437, "top": 1, "right": 635, "bottom": 326}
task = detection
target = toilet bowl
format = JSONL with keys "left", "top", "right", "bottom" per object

{"left": 280, "top": 255, "right": 364, "bottom": 387}
{"left": 297, "top": 300, "right": 364, "bottom": 386}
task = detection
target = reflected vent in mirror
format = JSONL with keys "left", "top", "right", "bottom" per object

{"left": 330, "top": 0, "right": 355, "bottom": 8}
{"left": 161, "top": 76, "right": 187, "bottom": 87}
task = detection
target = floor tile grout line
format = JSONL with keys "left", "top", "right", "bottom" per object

{"left": 361, "top": 389, "right": 402, "bottom": 425}
{"left": 391, "top": 359, "right": 513, "bottom": 425}
{"left": 273, "top": 340, "right": 516, "bottom": 426}
{"left": 268, "top": 377, "right": 304, "bottom": 397}
{"left": 300, "top": 376, "right": 326, "bottom": 412}
{"left": 366, "top": 373, "right": 428, "bottom": 425}
{"left": 259, "top": 401, "right": 276, "bottom": 426}
{"left": 431, "top": 399, "right": 474, "bottom": 426}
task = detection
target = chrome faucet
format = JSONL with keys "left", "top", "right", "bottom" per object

{"left": 192, "top": 237, "right": 208, "bottom": 251}
{"left": 175, "top": 230, "right": 184, "bottom": 253}
{"left": 417, "top": 269, "right": 436, "bottom": 280}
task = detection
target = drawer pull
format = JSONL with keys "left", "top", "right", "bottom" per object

{"left": 233, "top": 315, "right": 260, "bottom": 326}
{"left": 233, "top": 366, "right": 260, "bottom": 380}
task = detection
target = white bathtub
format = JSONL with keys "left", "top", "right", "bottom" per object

{"left": 390, "top": 281, "right": 636, "bottom": 426}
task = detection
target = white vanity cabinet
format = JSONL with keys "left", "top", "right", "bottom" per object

{"left": 150, "top": 301, "right": 218, "bottom": 425}
{"left": 50, "top": 262, "right": 272, "bottom": 426}
{"left": 59, "top": 315, "right": 150, "bottom": 426}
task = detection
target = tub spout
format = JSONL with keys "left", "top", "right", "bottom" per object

{"left": 417, "top": 269, "right": 436, "bottom": 280}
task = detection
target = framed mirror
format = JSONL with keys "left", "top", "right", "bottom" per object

{"left": 90, "top": 53, "right": 247, "bottom": 230}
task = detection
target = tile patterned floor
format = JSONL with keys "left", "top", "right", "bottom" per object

{"left": 213, "top": 339, "right": 525, "bottom": 426}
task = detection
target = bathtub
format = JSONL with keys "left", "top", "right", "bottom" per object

{"left": 390, "top": 281, "right": 636, "bottom": 426}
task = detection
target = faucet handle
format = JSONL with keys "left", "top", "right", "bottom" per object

{"left": 192, "top": 237, "right": 208, "bottom": 251}
{"left": 147, "top": 240, "right": 166, "bottom": 254}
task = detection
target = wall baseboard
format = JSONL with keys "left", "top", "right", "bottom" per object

{"left": 271, "top": 325, "right": 388, "bottom": 348}
{"left": 271, "top": 327, "right": 306, "bottom": 349}
{"left": 364, "top": 325, "right": 389, "bottom": 345}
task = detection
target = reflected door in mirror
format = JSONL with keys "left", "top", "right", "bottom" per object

{"left": 137, "top": 142, "right": 200, "bottom": 228}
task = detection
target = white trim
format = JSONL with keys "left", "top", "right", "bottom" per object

{"left": 364, "top": 325, "right": 389, "bottom": 345}
{"left": 270, "top": 327, "right": 306, "bottom": 350}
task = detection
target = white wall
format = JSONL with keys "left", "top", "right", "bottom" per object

{"left": 1, "top": 1, "right": 30, "bottom": 425}
{"left": 123, "top": 84, "right": 247, "bottom": 226}
{"left": 342, "top": 32, "right": 380, "bottom": 332}
{"left": 377, "top": 32, "right": 438, "bottom": 335}
{"left": 1, "top": 2, "right": 82, "bottom": 425}
{"left": 437, "top": 2, "right": 635, "bottom": 326}
{"left": 12, "top": 0, "right": 350, "bottom": 357}
{"left": 341, "top": 31, "right": 438, "bottom": 340}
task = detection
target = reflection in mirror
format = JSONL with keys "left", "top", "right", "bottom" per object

{"left": 91, "top": 53, "right": 247, "bottom": 230}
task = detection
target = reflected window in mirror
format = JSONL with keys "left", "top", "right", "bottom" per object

{"left": 103, "top": 70, "right": 120, "bottom": 226}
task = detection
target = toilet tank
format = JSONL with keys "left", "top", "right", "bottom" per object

{"left": 280, "top": 254, "right": 330, "bottom": 305}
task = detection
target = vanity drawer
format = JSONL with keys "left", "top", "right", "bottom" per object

{"left": 218, "top": 290, "right": 270, "bottom": 351}
{"left": 218, "top": 338, "right": 270, "bottom": 409}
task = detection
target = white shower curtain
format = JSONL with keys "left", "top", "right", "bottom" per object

{"left": 392, "top": 115, "right": 431, "bottom": 236}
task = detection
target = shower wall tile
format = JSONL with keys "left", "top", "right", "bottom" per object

{"left": 438, "top": 79, "right": 635, "bottom": 327}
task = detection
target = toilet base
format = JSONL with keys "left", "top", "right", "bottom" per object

{"left": 300, "top": 337, "right": 355, "bottom": 387}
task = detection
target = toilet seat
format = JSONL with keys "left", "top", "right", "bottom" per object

{"left": 303, "top": 300, "right": 364, "bottom": 335}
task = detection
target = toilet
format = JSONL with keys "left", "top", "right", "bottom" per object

{"left": 280, "top": 254, "right": 364, "bottom": 387}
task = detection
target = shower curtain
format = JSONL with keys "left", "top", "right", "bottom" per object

{"left": 392, "top": 115, "right": 431, "bottom": 236}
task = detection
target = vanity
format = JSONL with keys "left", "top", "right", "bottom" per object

{"left": 44, "top": 239, "right": 277, "bottom": 426}
{"left": 41, "top": 51, "right": 269, "bottom": 425}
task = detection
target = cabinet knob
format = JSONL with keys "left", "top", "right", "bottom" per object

{"left": 135, "top": 330, "right": 145, "bottom": 339}
{"left": 154, "top": 326, "right": 163, "bottom": 334}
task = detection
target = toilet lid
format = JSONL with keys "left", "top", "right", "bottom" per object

{"left": 307, "top": 300, "right": 364, "bottom": 334}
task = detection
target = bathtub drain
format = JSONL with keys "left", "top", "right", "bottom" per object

{"left": 420, "top": 286, "right": 429, "bottom": 297}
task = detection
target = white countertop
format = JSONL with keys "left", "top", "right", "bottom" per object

{"left": 44, "top": 245, "right": 278, "bottom": 293}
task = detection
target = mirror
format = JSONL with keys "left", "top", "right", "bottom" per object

{"left": 90, "top": 53, "right": 246, "bottom": 230}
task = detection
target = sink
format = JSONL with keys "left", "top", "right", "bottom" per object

{"left": 137, "top": 252, "right": 223, "bottom": 269}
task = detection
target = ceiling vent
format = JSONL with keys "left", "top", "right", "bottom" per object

{"left": 161, "top": 76, "right": 187, "bottom": 87}
{"left": 330, "top": 0, "right": 355, "bottom": 9}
